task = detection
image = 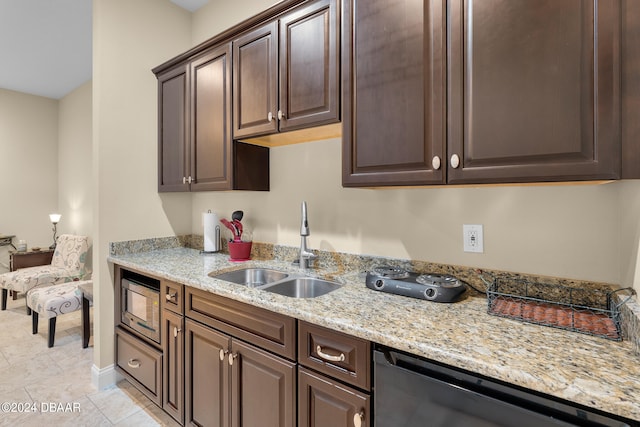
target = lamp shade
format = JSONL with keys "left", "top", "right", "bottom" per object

{"left": 49, "top": 213, "right": 61, "bottom": 224}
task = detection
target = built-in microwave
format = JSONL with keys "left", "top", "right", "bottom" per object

{"left": 121, "top": 277, "right": 160, "bottom": 344}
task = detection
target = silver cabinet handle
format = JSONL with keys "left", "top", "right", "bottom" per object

{"left": 228, "top": 353, "right": 238, "bottom": 366}
{"left": 187, "top": 176, "right": 193, "bottom": 184}
{"left": 127, "top": 359, "right": 140, "bottom": 369}
{"left": 165, "top": 292, "right": 176, "bottom": 301}
{"left": 316, "top": 345, "right": 345, "bottom": 362}
{"left": 432, "top": 156, "right": 441, "bottom": 170}
{"left": 267, "top": 112, "right": 273, "bottom": 122}
{"left": 353, "top": 410, "right": 364, "bottom": 427}
{"left": 182, "top": 177, "right": 187, "bottom": 184}
{"left": 277, "top": 110, "right": 285, "bottom": 120}
{"left": 219, "top": 349, "right": 229, "bottom": 361}
{"left": 173, "top": 327, "right": 181, "bottom": 338}
{"left": 450, "top": 154, "right": 460, "bottom": 169}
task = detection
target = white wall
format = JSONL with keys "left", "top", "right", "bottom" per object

{"left": 93, "top": 0, "right": 192, "bottom": 368}
{"left": 0, "top": 89, "right": 58, "bottom": 270}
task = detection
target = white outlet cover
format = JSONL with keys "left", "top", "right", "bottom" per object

{"left": 463, "top": 224, "right": 484, "bottom": 253}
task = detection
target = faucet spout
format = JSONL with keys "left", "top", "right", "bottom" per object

{"left": 298, "top": 201, "right": 317, "bottom": 269}
{"left": 300, "top": 201, "right": 310, "bottom": 236}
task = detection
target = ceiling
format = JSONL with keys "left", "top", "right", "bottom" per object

{"left": 0, "top": 0, "right": 208, "bottom": 100}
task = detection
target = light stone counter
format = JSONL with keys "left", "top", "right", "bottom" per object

{"left": 109, "top": 247, "right": 640, "bottom": 423}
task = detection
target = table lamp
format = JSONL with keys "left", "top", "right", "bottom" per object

{"left": 49, "top": 213, "right": 61, "bottom": 249}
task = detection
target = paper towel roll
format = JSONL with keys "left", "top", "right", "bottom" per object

{"left": 203, "top": 211, "right": 220, "bottom": 252}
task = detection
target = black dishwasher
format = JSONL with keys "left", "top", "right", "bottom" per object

{"left": 374, "top": 346, "right": 633, "bottom": 427}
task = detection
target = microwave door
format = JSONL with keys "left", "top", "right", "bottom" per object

{"left": 126, "top": 288, "right": 149, "bottom": 322}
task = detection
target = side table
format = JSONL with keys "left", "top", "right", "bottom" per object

{"left": 79, "top": 281, "right": 93, "bottom": 348}
{"left": 10, "top": 249, "right": 55, "bottom": 272}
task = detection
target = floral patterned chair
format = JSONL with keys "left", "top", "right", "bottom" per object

{"left": 0, "top": 234, "right": 90, "bottom": 313}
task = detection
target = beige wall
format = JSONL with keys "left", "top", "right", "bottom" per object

{"left": 191, "top": 139, "right": 634, "bottom": 285}
{"left": 93, "top": 0, "right": 192, "bottom": 369}
{"left": 58, "top": 81, "right": 93, "bottom": 270}
{"left": 0, "top": 89, "right": 58, "bottom": 270}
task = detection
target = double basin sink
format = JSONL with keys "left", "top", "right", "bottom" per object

{"left": 210, "top": 268, "right": 341, "bottom": 298}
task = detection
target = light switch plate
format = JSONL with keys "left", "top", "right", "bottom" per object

{"left": 463, "top": 224, "right": 484, "bottom": 253}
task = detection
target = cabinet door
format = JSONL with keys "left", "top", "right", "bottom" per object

{"left": 185, "top": 319, "right": 231, "bottom": 427}
{"left": 448, "top": 0, "right": 621, "bottom": 184}
{"left": 279, "top": 0, "right": 339, "bottom": 131}
{"left": 233, "top": 22, "right": 279, "bottom": 139}
{"left": 190, "top": 43, "right": 234, "bottom": 191}
{"left": 158, "top": 64, "right": 189, "bottom": 192}
{"left": 163, "top": 309, "right": 184, "bottom": 424}
{"left": 622, "top": 0, "right": 640, "bottom": 178}
{"left": 342, "top": 0, "right": 446, "bottom": 186}
{"left": 299, "top": 367, "right": 370, "bottom": 427}
{"left": 230, "top": 340, "right": 295, "bottom": 427}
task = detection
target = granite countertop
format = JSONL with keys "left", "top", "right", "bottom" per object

{"left": 108, "top": 247, "right": 640, "bottom": 422}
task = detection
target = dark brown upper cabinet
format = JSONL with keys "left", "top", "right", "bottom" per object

{"left": 342, "top": 0, "right": 447, "bottom": 187}
{"left": 343, "top": 0, "right": 623, "bottom": 187}
{"left": 447, "top": 0, "right": 620, "bottom": 184}
{"left": 156, "top": 43, "right": 269, "bottom": 192}
{"left": 622, "top": 0, "right": 640, "bottom": 179}
{"left": 158, "top": 64, "right": 189, "bottom": 192}
{"left": 233, "top": 0, "right": 339, "bottom": 140}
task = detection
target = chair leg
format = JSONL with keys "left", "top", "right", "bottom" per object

{"left": 32, "top": 312, "right": 39, "bottom": 334}
{"left": 1, "top": 289, "right": 6, "bottom": 310}
{"left": 48, "top": 318, "right": 56, "bottom": 348}
{"left": 26, "top": 301, "right": 31, "bottom": 316}
{"left": 82, "top": 295, "right": 90, "bottom": 348}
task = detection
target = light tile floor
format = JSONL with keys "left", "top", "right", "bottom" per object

{"left": 0, "top": 293, "right": 180, "bottom": 426}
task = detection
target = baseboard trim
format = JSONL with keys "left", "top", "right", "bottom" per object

{"left": 91, "top": 363, "right": 122, "bottom": 390}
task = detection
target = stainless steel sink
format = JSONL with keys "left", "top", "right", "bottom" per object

{"left": 210, "top": 268, "right": 289, "bottom": 288}
{"left": 262, "top": 277, "right": 341, "bottom": 298}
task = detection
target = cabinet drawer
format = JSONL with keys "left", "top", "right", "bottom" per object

{"left": 298, "top": 321, "right": 370, "bottom": 390}
{"left": 161, "top": 280, "right": 184, "bottom": 314}
{"left": 185, "top": 287, "right": 296, "bottom": 360}
{"left": 116, "top": 328, "right": 162, "bottom": 405}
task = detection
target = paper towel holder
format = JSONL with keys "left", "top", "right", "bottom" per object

{"left": 201, "top": 210, "right": 221, "bottom": 254}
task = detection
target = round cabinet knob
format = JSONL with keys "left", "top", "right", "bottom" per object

{"left": 277, "top": 110, "right": 285, "bottom": 120}
{"left": 267, "top": 112, "right": 273, "bottom": 122}
{"left": 432, "top": 156, "right": 441, "bottom": 170}
{"left": 173, "top": 327, "right": 181, "bottom": 338}
{"left": 219, "top": 349, "right": 228, "bottom": 361}
{"left": 450, "top": 154, "right": 460, "bottom": 169}
{"left": 353, "top": 410, "right": 364, "bottom": 427}
{"left": 165, "top": 292, "right": 176, "bottom": 301}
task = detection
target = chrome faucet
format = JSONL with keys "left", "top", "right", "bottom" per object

{"left": 298, "top": 201, "right": 317, "bottom": 269}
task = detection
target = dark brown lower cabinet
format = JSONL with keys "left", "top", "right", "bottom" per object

{"left": 231, "top": 340, "right": 296, "bottom": 427}
{"left": 185, "top": 319, "right": 230, "bottom": 427}
{"left": 163, "top": 309, "right": 184, "bottom": 424}
{"left": 299, "top": 367, "right": 370, "bottom": 427}
{"left": 184, "top": 318, "right": 295, "bottom": 427}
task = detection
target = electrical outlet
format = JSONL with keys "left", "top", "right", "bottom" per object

{"left": 463, "top": 224, "right": 484, "bottom": 253}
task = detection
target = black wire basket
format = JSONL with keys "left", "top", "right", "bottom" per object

{"left": 485, "top": 277, "right": 635, "bottom": 341}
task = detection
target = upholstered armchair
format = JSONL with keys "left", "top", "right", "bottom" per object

{"left": 0, "top": 234, "right": 90, "bottom": 313}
